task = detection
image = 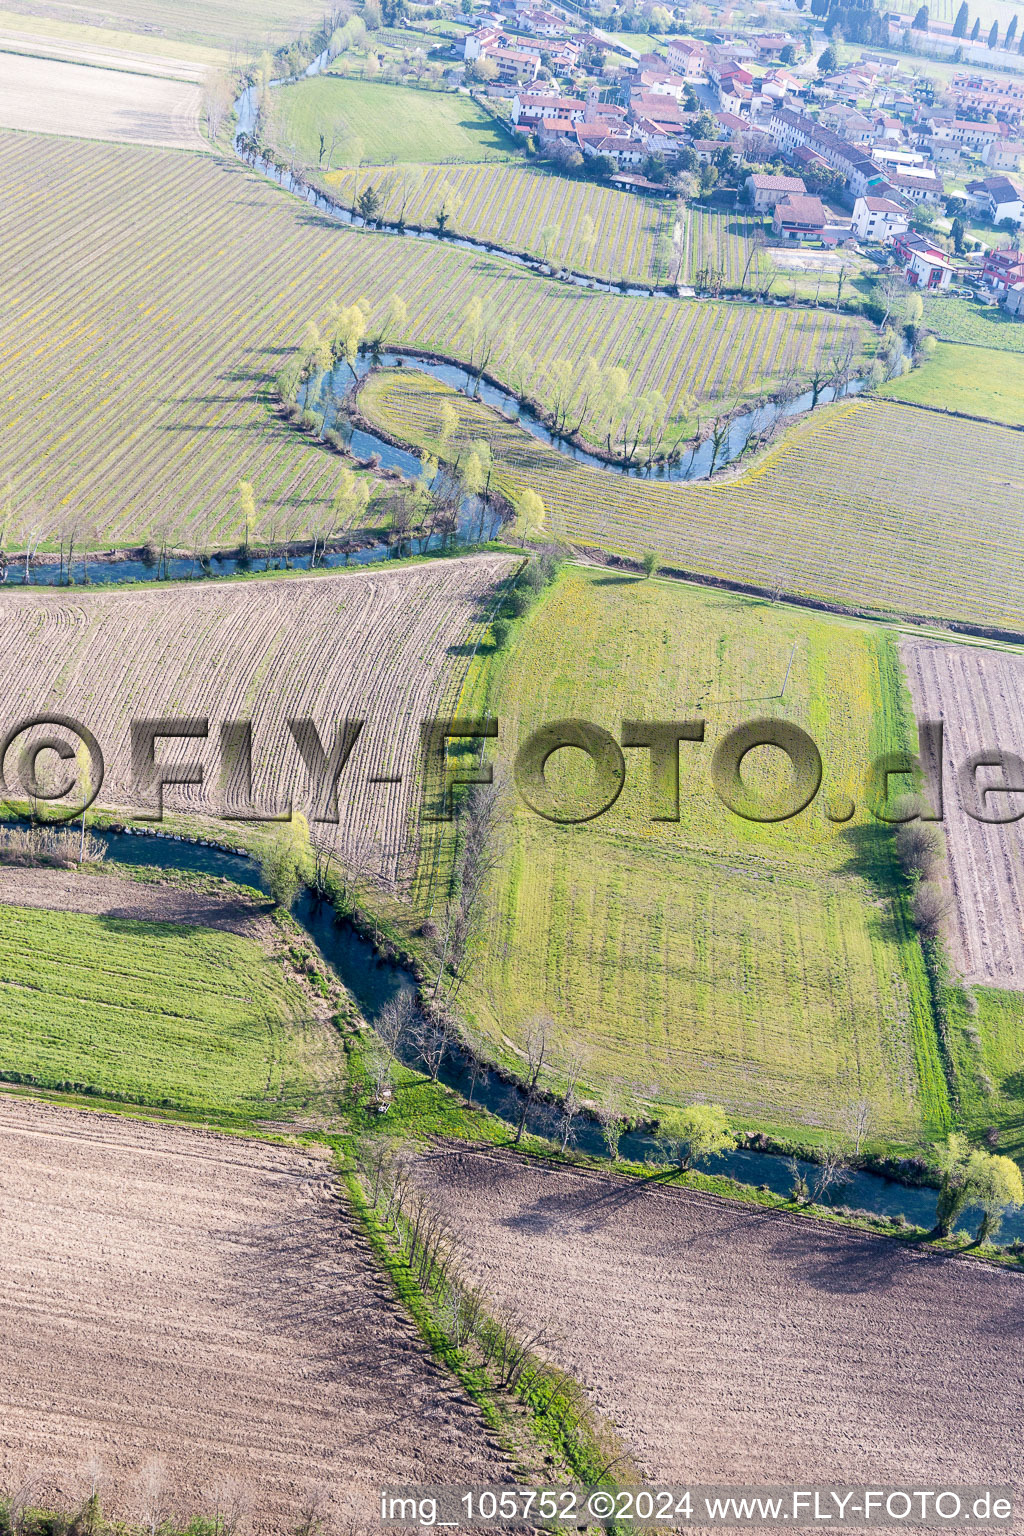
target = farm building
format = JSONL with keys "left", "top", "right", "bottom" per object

{"left": 772, "top": 193, "right": 827, "bottom": 241}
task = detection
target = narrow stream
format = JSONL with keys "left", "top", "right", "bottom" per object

{"left": 318, "top": 350, "right": 866, "bottom": 484}
{"left": 90, "top": 827, "right": 1019, "bottom": 1243}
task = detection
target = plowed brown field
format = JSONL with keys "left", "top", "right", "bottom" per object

{"left": 414, "top": 1145, "right": 1024, "bottom": 1490}
{"left": 0, "top": 1101, "right": 508, "bottom": 1529}
{"left": 901, "top": 638, "right": 1024, "bottom": 987}
{"left": 0, "top": 555, "right": 511, "bottom": 884}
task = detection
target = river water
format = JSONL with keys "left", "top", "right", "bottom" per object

{"left": 87, "top": 826, "right": 1023, "bottom": 1244}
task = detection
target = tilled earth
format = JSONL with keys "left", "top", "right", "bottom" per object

{"left": 902, "top": 637, "right": 1024, "bottom": 988}
{"left": 414, "top": 1145, "right": 1024, "bottom": 1489}
{"left": 0, "top": 1101, "right": 508, "bottom": 1530}
{"left": 0, "top": 868, "right": 270, "bottom": 937}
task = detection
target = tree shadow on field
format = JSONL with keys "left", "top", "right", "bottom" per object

{"left": 760, "top": 1216, "right": 928, "bottom": 1296}
{"left": 499, "top": 1166, "right": 676, "bottom": 1237}
{"left": 592, "top": 575, "right": 641, "bottom": 586}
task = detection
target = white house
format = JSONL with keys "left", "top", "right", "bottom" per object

{"left": 966, "top": 175, "right": 1024, "bottom": 226}
{"left": 852, "top": 195, "right": 908, "bottom": 243}
{"left": 894, "top": 231, "right": 955, "bottom": 289}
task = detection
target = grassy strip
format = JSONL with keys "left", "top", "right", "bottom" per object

{"left": 0, "top": 1494, "right": 244, "bottom": 1536}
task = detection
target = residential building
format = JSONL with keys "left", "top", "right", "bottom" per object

{"left": 665, "top": 36, "right": 707, "bottom": 77}
{"left": 893, "top": 230, "right": 956, "bottom": 288}
{"left": 510, "top": 92, "right": 583, "bottom": 125}
{"left": 983, "top": 140, "right": 1024, "bottom": 171}
{"left": 982, "top": 247, "right": 1024, "bottom": 291}
{"left": 574, "top": 125, "right": 645, "bottom": 166}
{"left": 746, "top": 172, "right": 806, "bottom": 211}
{"left": 464, "top": 27, "right": 541, "bottom": 79}
{"left": 886, "top": 167, "right": 944, "bottom": 204}
{"left": 1005, "top": 281, "right": 1024, "bottom": 316}
{"left": 768, "top": 107, "right": 887, "bottom": 199}
{"left": 966, "top": 175, "right": 1024, "bottom": 225}
{"left": 852, "top": 194, "right": 909, "bottom": 242}
{"left": 772, "top": 193, "right": 828, "bottom": 240}
{"left": 518, "top": 9, "right": 565, "bottom": 36}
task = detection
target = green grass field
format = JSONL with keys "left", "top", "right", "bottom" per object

{"left": 360, "top": 369, "right": 1024, "bottom": 635}
{"left": 923, "top": 294, "right": 1024, "bottom": 352}
{"left": 0, "top": 904, "right": 331, "bottom": 1118}
{"left": 326, "top": 161, "right": 675, "bottom": 285}
{"left": 276, "top": 77, "right": 514, "bottom": 165}
{"left": 879, "top": 342, "right": 1024, "bottom": 425}
{"left": 419, "top": 570, "right": 946, "bottom": 1142}
{"left": 0, "top": 132, "right": 866, "bottom": 551}
{"left": 957, "top": 988, "right": 1024, "bottom": 1155}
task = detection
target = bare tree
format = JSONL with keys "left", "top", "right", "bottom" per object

{"left": 597, "top": 1076, "right": 637, "bottom": 1160}
{"left": 557, "top": 1044, "right": 588, "bottom": 1152}
{"left": 812, "top": 1137, "right": 852, "bottom": 1202}
{"left": 513, "top": 1014, "right": 551, "bottom": 1145}
{"left": 841, "top": 1099, "right": 872, "bottom": 1158}
{"left": 376, "top": 990, "right": 416, "bottom": 1069}
{"left": 136, "top": 1459, "right": 170, "bottom": 1536}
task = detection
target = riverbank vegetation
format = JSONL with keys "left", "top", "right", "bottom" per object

{"left": 0, "top": 131, "right": 868, "bottom": 553}
{"left": 358, "top": 368, "right": 1024, "bottom": 636}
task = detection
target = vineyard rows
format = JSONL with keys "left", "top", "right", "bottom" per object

{"left": 0, "top": 133, "right": 869, "bottom": 548}
{"left": 327, "top": 162, "right": 676, "bottom": 285}
{"left": 0, "top": 556, "right": 512, "bottom": 883}
{"left": 362, "top": 370, "right": 1024, "bottom": 635}
{"left": 682, "top": 204, "right": 762, "bottom": 288}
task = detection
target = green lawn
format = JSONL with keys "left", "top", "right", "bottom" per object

{"left": 418, "top": 570, "right": 948, "bottom": 1145}
{"left": 923, "top": 294, "right": 1024, "bottom": 353}
{"left": 0, "top": 904, "right": 333, "bottom": 1119}
{"left": 949, "top": 986, "right": 1024, "bottom": 1157}
{"left": 276, "top": 77, "right": 514, "bottom": 165}
{"left": 880, "top": 342, "right": 1024, "bottom": 425}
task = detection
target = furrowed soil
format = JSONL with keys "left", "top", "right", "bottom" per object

{"left": 901, "top": 637, "right": 1024, "bottom": 988}
{"left": 414, "top": 1145, "right": 1024, "bottom": 1490}
{"left": 0, "top": 555, "right": 513, "bottom": 884}
{"left": 0, "top": 867, "right": 270, "bottom": 935}
{"left": 0, "top": 1100, "right": 508, "bottom": 1528}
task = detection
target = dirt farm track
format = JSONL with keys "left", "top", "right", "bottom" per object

{"left": 0, "top": 1100, "right": 507, "bottom": 1530}
{"left": 415, "top": 1146, "right": 1024, "bottom": 1492}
